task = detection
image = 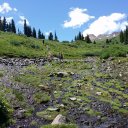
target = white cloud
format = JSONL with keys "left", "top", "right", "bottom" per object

{"left": 0, "top": 2, "right": 18, "bottom": 14}
{"left": 83, "top": 13, "right": 127, "bottom": 36}
{"left": 6, "top": 17, "right": 13, "bottom": 23}
{"left": 13, "top": 8, "right": 18, "bottom": 12}
{"left": 45, "top": 31, "right": 52, "bottom": 36}
{"left": 0, "top": 2, "right": 12, "bottom": 14}
{"left": 18, "top": 16, "right": 29, "bottom": 26}
{"left": 63, "top": 7, "right": 94, "bottom": 28}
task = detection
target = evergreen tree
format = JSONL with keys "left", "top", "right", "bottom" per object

{"left": 85, "top": 35, "right": 92, "bottom": 43}
{"left": 11, "top": 19, "right": 16, "bottom": 33}
{"left": 120, "top": 30, "right": 124, "bottom": 43}
{"left": 2, "top": 17, "right": 6, "bottom": 32}
{"left": 32, "top": 27, "right": 36, "bottom": 38}
{"left": 48, "top": 32, "right": 53, "bottom": 40}
{"left": 93, "top": 40, "right": 96, "bottom": 44}
{"left": 81, "top": 34, "right": 84, "bottom": 40}
{"left": 106, "top": 39, "right": 109, "bottom": 44}
{"left": 27, "top": 26, "right": 32, "bottom": 37}
{"left": 38, "top": 29, "right": 42, "bottom": 39}
{"left": 78, "top": 32, "right": 82, "bottom": 40}
{"left": 41, "top": 33, "right": 45, "bottom": 39}
{"left": 124, "top": 26, "right": 128, "bottom": 45}
{"left": 24, "top": 20, "right": 27, "bottom": 36}
{"left": 54, "top": 31, "right": 58, "bottom": 41}
{"left": 74, "top": 36, "right": 77, "bottom": 41}
{"left": 0, "top": 17, "right": 2, "bottom": 31}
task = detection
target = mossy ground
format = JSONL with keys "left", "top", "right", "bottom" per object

{"left": 0, "top": 56, "right": 126, "bottom": 127}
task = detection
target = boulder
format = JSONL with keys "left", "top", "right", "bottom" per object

{"left": 51, "top": 114, "right": 66, "bottom": 125}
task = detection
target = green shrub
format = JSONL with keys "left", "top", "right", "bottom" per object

{"left": 0, "top": 100, "right": 11, "bottom": 127}
{"left": 30, "top": 44, "right": 40, "bottom": 49}
{"left": 10, "top": 41, "right": 22, "bottom": 46}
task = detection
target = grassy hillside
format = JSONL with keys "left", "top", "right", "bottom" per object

{"left": 0, "top": 31, "right": 128, "bottom": 59}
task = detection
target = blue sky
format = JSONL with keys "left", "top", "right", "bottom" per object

{"left": 0, "top": 0, "right": 128, "bottom": 41}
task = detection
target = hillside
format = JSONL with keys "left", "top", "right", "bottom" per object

{"left": 0, "top": 31, "right": 128, "bottom": 128}
{"left": 0, "top": 31, "right": 128, "bottom": 59}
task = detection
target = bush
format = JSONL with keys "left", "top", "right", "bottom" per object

{"left": 0, "top": 100, "right": 10, "bottom": 127}
{"left": 100, "top": 45, "right": 128, "bottom": 59}
{"left": 30, "top": 44, "right": 40, "bottom": 49}
{"left": 10, "top": 41, "right": 22, "bottom": 46}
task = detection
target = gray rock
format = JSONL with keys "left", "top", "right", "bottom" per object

{"left": 16, "top": 108, "right": 26, "bottom": 119}
{"left": 51, "top": 114, "right": 66, "bottom": 125}
{"left": 47, "top": 107, "right": 59, "bottom": 111}
{"left": 70, "top": 97, "right": 77, "bottom": 101}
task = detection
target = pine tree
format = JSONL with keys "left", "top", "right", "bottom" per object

{"left": 2, "top": 17, "right": 6, "bottom": 32}
{"left": 41, "top": 33, "right": 45, "bottom": 39}
{"left": 24, "top": 20, "right": 27, "bottom": 36}
{"left": 38, "top": 29, "right": 42, "bottom": 39}
{"left": 93, "top": 40, "right": 96, "bottom": 44}
{"left": 32, "top": 27, "right": 36, "bottom": 38}
{"left": 120, "top": 30, "right": 124, "bottom": 43}
{"left": 74, "top": 36, "right": 77, "bottom": 41}
{"left": 85, "top": 35, "right": 92, "bottom": 43}
{"left": 27, "top": 26, "right": 32, "bottom": 37}
{"left": 11, "top": 19, "right": 16, "bottom": 33}
{"left": 124, "top": 26, "right": 128, "bottom": 45}
{"left": 0, "top": 17, "right": 2, "bottom": 31}
{"left": 48, "top": 32, "right": 53, "bottom": 40}
{"left": 106, "top": 39, "right": 109, "bottom": 44}
{"left": 81, "top": 34, "right": 84, "bottom": 40}
{"left": 54, "top": 31, "right": 58, "bottom": 41}
{"left": 78, "top": 32, "right": 82, "bottom": 40}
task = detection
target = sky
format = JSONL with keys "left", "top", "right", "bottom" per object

{"left": 0, "top": 0, "right": 128, "bottom": 41}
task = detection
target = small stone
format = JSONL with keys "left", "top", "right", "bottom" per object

{"left": 96, "top": 92, "right": 102, "bottom": 96}
{"left": 119, "top": 73, "right": 122, "bottom": 77}
{"left": 54, "top": 91, "right": 57, "bottom": 94}
{"left": 60, "top": 104, "right": 64, "bottom": 108}
{"left": 52, "top": 114, "right": 66, "bottom": 125}
{"left": 16, "top": 109, "right": 26, "bottom": 119}
{"left": 70, "top": 97, "right": 77, "bottom": 101}
{"left": 47, "top": 107, "right": 59, "bottom": 111}
{"left": 77, "top": 99, "right": 82, "bottom": 102}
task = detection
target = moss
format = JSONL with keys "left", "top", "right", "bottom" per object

{"left": 41, "top": 124, "right": 78, "bottom": 128}
{"left": 86, "top": 109, "right": 101, "bottom": 116}
{"left": 33, "top": 92, "right": 50, "bottom": 104}
{"left": 36, "top": 108, "right": 67, "bottom": 121}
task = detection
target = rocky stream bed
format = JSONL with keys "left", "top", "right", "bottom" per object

{"left": 0, "top": 57, "right": 128, "bottom": 128}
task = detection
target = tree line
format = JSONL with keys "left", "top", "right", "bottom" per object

{"left": 120, "top": 26, "right": 128, "bottom": 44}
{"left": 0, "top": 17, "right": 58, "bottom": 41}
{"left": 74, "top": 32, "right": 92, "bottom": 43}
{"left": 0, "top": 17, "right": 16, "bottom": 33}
